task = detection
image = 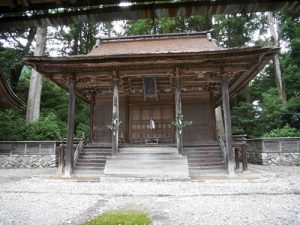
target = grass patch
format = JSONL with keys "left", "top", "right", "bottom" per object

{"left": 81, "top": 209, "right": 152, "bottom": 225}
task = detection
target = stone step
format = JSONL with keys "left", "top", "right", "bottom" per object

{"left": 73, "top": 146, "right": 111, "bottom": 176}
{"left": 188, "top": 158, "right": 225, "bottom": 162}
{"left": 189, "top": 169, "right": 227, "bottom": 176}
{"left": 188, "top": 154, "right": 223, "bottom": 158}
{"left": 188, "top": 162, "right": 225, "bottom": 166}
{"left": 117, "top": 152, "right": 178, "bottom": 156}
{"left": 80, "top": 153, "right": 111, "bottom": 156}
{"left": 184, "top": 144, "right": 225, "bottom": 172}
{"left": 104, "top": 169, "right": 189, "bottom": 177}
{"left": 184, "top": 147, "right": 220, "bottom": 150}
{"left": 107, "top": 155, "right": 185, "bottom": 160}
{"left": 78, "top": 155, "right": 110, "bottom": 160}
{"left": 86, "top": 143, "right": 112, "bottom": 147}
{"left": 101, "top": 175, "right": 191, "bottom": 182}
{"left": 73, "top": 170, "right": 103, "bottom": 176}
{"left": 184, "top": 150, "right": 222, "bottom": 154}
{"left": 77, "top": 158, "right": 107, "bottom": 162}
{"left": 74, "top": 166, "right": 105, "bottom": 170}
{"left": 119, "top": 147, "right": 178, "bottom": 154}
{"left": 103, "top": 148, "right": 190, "bottom": 180}
{"left": 189, "top": 168, "right": 226, "bottom": 175}
{"left": 189, "top": 164, "right": 226, "bottom": 169}
{"left": 76, "top": 162, "right": 106, "bottom": 167}
{"left": 183, "top": 149, "right": 223, "bottom": 155}
{"left": 81, "top": 149, "right": 112, "bottom": 154}
{"left": 106, "top": 159, "right": 188, "bottom": 165}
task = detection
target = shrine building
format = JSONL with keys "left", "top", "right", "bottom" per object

{"left": 24, "top": 32, "right": 277, "bottom": 177}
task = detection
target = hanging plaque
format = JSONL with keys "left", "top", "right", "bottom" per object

{"left": 143, "top": 76, "right": 157, "bottom": 100}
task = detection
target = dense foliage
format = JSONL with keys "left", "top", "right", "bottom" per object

{"left": 230, "top": 12, "right": 300, "bottom": 138}
{"left": 0, "top": 12, "right": 299, "bottom": 141}
{"left": 0, "top": 66, "right": 90, "bottom": 141}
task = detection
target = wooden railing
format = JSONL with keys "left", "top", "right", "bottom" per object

{"left": 218, "top": 136, "right": 227, "bottom": 166}
{"left": 58, "top": 133, "right": 86, "bottom": 175}
{"left": 233, "top": 135, "right": 248, "bottom": 171}
{"left": 0, "top": 141, "right": 57, "bottom": 155}
{"left": 73, "top": 134, "right": 85, "bottom": 167}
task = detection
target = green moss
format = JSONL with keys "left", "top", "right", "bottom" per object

{"left": 81, "top": 209, "right": 152, "bottom": 225}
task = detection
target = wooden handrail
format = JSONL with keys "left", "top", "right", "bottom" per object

{"left": 58, "top": 133, "right": 86, "bottom": 175}
{"left": 218, "top": 136, "right": 227, "bottom": 166}
{"left": 73, "top": 134, "right": 86, "bottom": 167}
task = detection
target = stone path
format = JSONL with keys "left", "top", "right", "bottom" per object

{"left": 0, "top": 165, "right": 300, "bottom": 224}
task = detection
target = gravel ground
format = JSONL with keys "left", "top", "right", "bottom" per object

{"left": 0, "top": 165, "right": 300, "bottom": 225}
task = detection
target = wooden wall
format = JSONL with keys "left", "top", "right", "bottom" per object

{"left": 182, "top": 93, "right": 216, "bottom": 143}
{"left": 91, "top": 93, "right": 216, "bottom": 144}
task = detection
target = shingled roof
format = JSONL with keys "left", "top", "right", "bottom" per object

{"left": 23, "top": 32, "right": 278, "bottom": 104}
{"left": 89, "top": 33, "right": 219, "bottom": 56}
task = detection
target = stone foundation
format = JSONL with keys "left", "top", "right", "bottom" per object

{"left": 0, "top": 155, "right": 57, "bottom": 168}
{"left": 247, "top": 152, "right": 300, "bottom": 166}
{"left": 246, "top": 138, "right": 300, "bottom": 166}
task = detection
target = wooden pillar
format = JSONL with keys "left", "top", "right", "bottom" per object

{"left": 89, "top": 95, "right": 95, "bottom": 143}
{"left": 64, "top": 78, "right": 76, "bottom": 177}
{"left": 215, "top": 106, "right": 225, "bottom": 138}
{"left": 221, "top": 76, "right": 235, "bottom": 176}
{"left": 112, "top": 77, "right": 119, "bottom": 155}
{"left": 210, "top": 92, "right": 217, "bottom": 140}
{"left": 175, "top": 68, "right": 183, "bottom": 155}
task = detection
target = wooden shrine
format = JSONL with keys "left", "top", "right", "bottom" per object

{"left": 24, "top": 32, "right": 277, "bottom": 176}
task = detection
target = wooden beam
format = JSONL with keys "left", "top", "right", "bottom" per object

{"left": 112, "top": 75, "right": 119, "bottom": 155}
{"left": 1, "top": 0, "right": 299, "bottom": 30}
{"left": 221, "top": 76, "right": 235, "bottom": 176}
{"left": 64, "top": 78, "right": 76, "bottom": 177}
{"left": 175, "top": 68, "right": 183, "bottom": 155}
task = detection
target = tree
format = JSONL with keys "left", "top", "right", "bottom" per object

{"left": 0, "top": 27, "right": 36, "bottom": 89}
{"left": 26, "top": 26, "right": 47, "bottom": 123}
{"left": 124, "top": 15, "right": 212, "bottom": 36}
{"left": 267, "top": 12, "right": 287, "bottom": 106}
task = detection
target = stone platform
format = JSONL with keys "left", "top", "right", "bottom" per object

{"left": 102, "top": 147, "right": 190, "bottom": 181}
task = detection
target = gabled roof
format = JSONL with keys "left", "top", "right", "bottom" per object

{"left": 89, "top": 33, "right": 219, "bottom": 56}
{"left": 23, "top": 33, "right": 278, "bottom": 104}
{"left": 0, "top": 67, "right": 24, "bottom": 109}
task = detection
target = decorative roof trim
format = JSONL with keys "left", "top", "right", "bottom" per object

{"left": 0, "top": 66, "right": 25, "bottom": 109}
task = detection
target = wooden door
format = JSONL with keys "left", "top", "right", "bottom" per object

{"left": 129, "top": 104, "right": 174, "bottom": 144}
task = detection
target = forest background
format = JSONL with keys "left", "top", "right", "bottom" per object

{"left": 0, "top": 11, "right": 299, "bottom": 141}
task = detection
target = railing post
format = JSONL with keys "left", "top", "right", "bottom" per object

{"left": 24, "top": 143, "right": 27, "bottom": 154}
{"left": 58, "top": 143, "right": 64, "bottom": 175}
{"left": 53, "top": 142, "right": 56, "bottom": 155}
{"left": 235, "top": 148, "right": 240, "bottom": 169}
{"left": 10, "top": 142, "right": 13, "bottom": 155}
{"left": 242, "top": 145, "right": 248, "bottom": 171}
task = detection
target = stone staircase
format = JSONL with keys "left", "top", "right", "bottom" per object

{"left": 73, "top": 144, "right": 112, "bottom": 176}
{"left": 183, "top": 143, "right": 226, "bottom": 176}
{"left": 103, "top": 147, "right": 190, "bottom": 181}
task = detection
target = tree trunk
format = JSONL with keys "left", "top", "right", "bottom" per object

{"left": 267, "top": 12, "right": 287, "bottom": 106}
{"left": 26, "top": 26, "right": 47, "bottom": 123}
